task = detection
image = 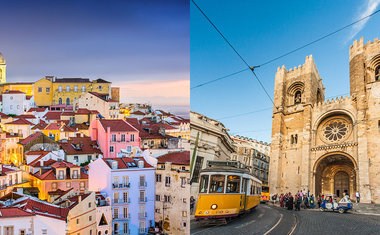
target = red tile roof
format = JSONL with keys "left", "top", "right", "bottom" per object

{"left": 131, "top": 110, "right": 145, "bottom": 115}
{"left": 59, "top": 137, "right": 102, "bottom": 155}
{"left": 5, "top": 118, "right": 34, "bottom": 125}
{"left": 32, "top": 120, "right": 48, "bottom": 130}
{"left": 26, "top": 95, "right": 32, "bottom": 100}
{"left": 14, "top": 198, "right": 69, "bottom": 220}
{"left": 54, "top": 78, "right": 90, "bottom": 83}
{"left": 89, "top": 92, "right": 117, "bottom": 102}
{"left": 0, "top": 165, "right": 19, "bottom": 176}
{"left": 43, "top": 112, "right": 61, "bottom": 120}
{"left": 29, "top": 159, "right": 57, "bottom": 167}
{"left": 103, "top": 157, "right": 153, "bottom": 169}
{"left": 0, "top": 207, "right": 35, "bottom": 218}
{"left": 44, "top": 122, "right": 75, "bottom": 132}
{"left": 61, "top": 111, "right": 75, "bottom": 116}
{"left": 28, "top": 107, "right": 47, "bottom": 112}
{"left": 157, "top": 151, "right": 190, "bottom": 165}
{"left": 76, "top": 108, "right": 99, "bottom": 115}
{"left": 19, "top": 132, "right": 43, "bottom": 145}
{"left": 51, "top": 160, "right": 80, "bottom": 169}
{"left": 15, "top": 114, "right": 36, "bottom": 119}
{"left": 99, "top": 119, "right": 138, "bottom": 132}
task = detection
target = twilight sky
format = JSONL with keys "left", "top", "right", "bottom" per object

{"left": 191, "top": 0, "right": 380, "bottom": 143}
{"left": 1, "top": 0, "right": 189, "bottom": 113}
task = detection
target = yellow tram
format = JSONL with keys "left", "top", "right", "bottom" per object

{"left": 195, "top": 160, "right": 262, "bottom": 223}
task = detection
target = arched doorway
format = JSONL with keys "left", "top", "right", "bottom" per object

{"left": 314, "top": 153, "right": 357, "bottom": 199}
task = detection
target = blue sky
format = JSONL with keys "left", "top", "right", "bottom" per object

{"left": 1, "top": 0, "right": 189, "bottom": 112}
{"left": 191, "top": 0, "right": 380, "bottom": 143}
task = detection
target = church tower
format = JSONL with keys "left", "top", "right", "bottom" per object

{"left": 0, "top": 53, "right": 6, "bottom": 84}
{"left": 269, "top": 55, "right": 325, "bottom": 194}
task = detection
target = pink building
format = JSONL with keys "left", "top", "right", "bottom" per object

{"left": 90, "top": 119, "right": 140, "bottom": 158}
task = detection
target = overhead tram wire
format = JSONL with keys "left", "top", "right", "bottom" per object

{"left": 191, "top": 0, "right": 276, "bottom": 109}
{"left": 217, "top": 107, "right": 273, "bottom": 120}
{"left": 191, "top": 68, "right": 249, "bottom": 90}
{"left": 191, "top": 8, "right": 380, "bottom": 89}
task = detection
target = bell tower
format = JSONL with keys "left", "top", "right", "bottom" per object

{"left": 0, "top": 53, "right": 6, "bottom": 84}
{"left": 269, "top": 55, "right": 325, "bottom": 195}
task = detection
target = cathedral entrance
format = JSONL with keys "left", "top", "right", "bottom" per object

{"left": 314, "top": 153, "right": 357, "bottom": 199}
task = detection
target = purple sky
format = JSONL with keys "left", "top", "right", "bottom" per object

{"left": 1, "top": 0, "right": 189, "bottom": 112}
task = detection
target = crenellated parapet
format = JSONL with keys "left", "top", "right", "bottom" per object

{"left": 349, "top": 37, "right": 380, "bottom": 61}
{"left": 313, "top": 95, "right": 353, "bottom": 110}
{"left": 276, "top": 55, "right": 322, "bottom": 82}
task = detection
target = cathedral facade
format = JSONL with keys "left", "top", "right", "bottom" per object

{"left": 269, "top": 37, "right": 380, "bottom": 203}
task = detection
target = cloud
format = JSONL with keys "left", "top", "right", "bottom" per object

{"left": 348, "top": 0, "right": 380, "bottom": 41}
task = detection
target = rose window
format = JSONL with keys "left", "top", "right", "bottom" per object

{"left": 323, "top": 121, "right": 348, "bottom": 142}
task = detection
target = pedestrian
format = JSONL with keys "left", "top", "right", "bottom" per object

{"left": 355, "top": 191, "right": 360, "bottom": 203}
{"left": 303, "top": 195, "right": 309, "bottom": 209}
{"left": 317, "top": 194, "right": 321, "bottom": 208}
{"left": 280, "top": 194, "right": 284, "bottom": 207}
{"left": 190, "top": 196, "right": 195, "bottom": 214}
{"left": 310, "top": 194, "right": 315, "bottom": 209}
{"left": 287, "top": 193, "right": 294, "bottom": 210}
{"left": 295, "top": 195, "right": 301, "bottom": 211}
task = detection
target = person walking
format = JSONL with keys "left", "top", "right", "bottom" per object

{"left": 355, "top": 191, "right": 360, "bottom": 203}
{"left": 310, "top": 194, "right": 315, "bottom": 209}
{"left": 287, "top": 193, "right": 294, "bottom": 210}
{"left": 190, "top": 196, "right": 195, "bottom": 214}
{"left": 296, "top": 195, "right": 302, "bottom": 211}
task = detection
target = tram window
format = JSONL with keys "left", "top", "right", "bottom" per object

{"left": 226, "top": 175, "right": 240, "bottom": 193}
{"left": 199, "top": 175, "right": 209, "bottom": 193}
{"left": 262, "top": 186, "right": 269, "bottom": 193}
{"left": 209, "top": 175, "right": 225, "bottom": 193}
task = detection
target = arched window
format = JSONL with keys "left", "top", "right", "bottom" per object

{"left": 66, "top": 98, "right": 70, "bottom": 105}
{"left": 375, "top": 65, "right": 380, "bottom": 81}
{"left": 294, "top": 91, "right": 302, "bottom": 104}
{"left": 58, "top": 98, "right": 62, "bottom": 105}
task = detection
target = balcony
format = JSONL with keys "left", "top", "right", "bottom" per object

{"left": 138, "top": 212, "right": 147, "bottom": 218}
{"left": 112, "top": 183, "right": 130, "bottom": 189}
{"left": 139, "top": 197, "right": 147, "bottom": 203}
{"left": 113, "top": 198, "right": 131, "bottom": 204}
{"left": 113, "top": 213, "right": 130, "bottom": 220}
{"left": 139, "top": 228, "right": 148, "bottom": 234}
{"left": 139, "top": 182, "right": 147, "bottom": 188}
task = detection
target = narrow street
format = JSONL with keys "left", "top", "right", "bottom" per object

{"left": 191, "top": 204, "right": 380, "bottom": 235}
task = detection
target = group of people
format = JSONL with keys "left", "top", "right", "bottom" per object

{"left": 273, "top": 189, "right": 317, "bottom": 211}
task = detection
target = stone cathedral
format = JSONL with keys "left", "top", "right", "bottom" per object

{"left": 269, "top": 37, "right": 380, "bottom": 203}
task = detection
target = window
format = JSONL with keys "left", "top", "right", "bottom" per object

{"left": 89, "top": 202, "right": 91, "bottom": 208}
{"left": 80, "top": 181, "right": 85, "bottom": 190}
{"left": 66, "top": 85, "right": 70, "bottom": 92}
{"left": 58, "top": 85, "right": 63, "bottom": 92}
{"left": 113, "top": 176, "right": 119, "bottom": 185}
{"left": 122, "top": 176, "right": 129, "bottom": 186}
{"left": 182, "top": 211, "right": 187, "bottom": 217}
{"left": 66, "top": 182, "right": 71, "bottom": 188}
{"left": 209, "top": 175, "right": 225, "bottom": 193}
{"left": 76, "top": 218, "right": 80, "bottom": 224}
{"left": 126, "top": 145, "right": 132, "bottom": 152}
{"left": 181, "top": 177, "right": 186, "bottom": 188}
{"left": 139, "top": 205, "right": 145, "bottom": 218}
{"left": 139, "top": 221, "right": 145, "bottom": 234}
{"left": 156, "top": 194, "right": 161, "bottom": 201}
{"left": 88, "top": 155, "right": 92, "bottom": 161}
{"left": 113, "top": 223, "right": 119, "bottom": 234}
{"left": 123, "top": 222, "right": 129, "bottom": 234}
{"left": 123, "top": 207, "right": 128, "bottom": 218}
{"left": 46, "top": 87, "right": 50, "bottom": 93}
{"left": 130, "top": 134, "right": 135, "bottom": 142}
{"left": 139, "top": 190, "right": 145, "bottom": 202}
{"left": 139, "top": 175, "right": 145, "bottom": 187}
{"left": 191, "top": 156, "right": 204, "bottom": 183}
{"left": 376, "top": 65, "right": 380, "bottom": 81}
{"left": 81, "top": 85, "right": 86, "bottom": 92}
{"left": 199, "top": 175, "right": 208, "bottom": 193}
{"left": 51, "top": 182, "right": 57, "bottom": 190}
{"left": 73, "top": 170, "right": 79, "bottom": 179}
{"left": 20, "top": 230, "right": 26, "bottom": 235}
{"left": 89, "top": 215, "right": 92, "bottom": 221}
{"left": 74, "top": 85, "right": 78, "bottom": 92}
{"left": 74, "top": 156, "right": 79, "bottom": 162}
{"left": 226, "top": 175, "right": 240, "bottom": 193}
{"left": 183, "top": 198, "right": 187, "bottom": 203}
{"left": 110, "top": 146, "right": 114, "bottom": 153}
{"left": 66, "top": 97, "right": 70, "bottom": 105}
{"left": 113, "top": 192, "right": 119, "bottom": 203}
{"left": 113, "top": 208, "right": 119, "bottom": 219}
{"left": 156, "top": 174, "right": 162, "bottom": 182}
{"left": 165, "top": 176, "right": 171, "bottom": 187}
{"left": 294, "top": 90, "right": 302, "bottom": 104}
{"left": 123, "top": 191, "right": 129, "bottom": 203}
{"left": 58, "top": 97, "right": 62, "bottom": 104}
{"left": 98, "top": 85, "right": 102, "bottom": 90}
{"left": 38, "top": 87, "right": 42, "bottom": 93}
{"left": 164, "top": 195, "right": 171, "bottom": 202}
{"left": 121, "top": 134, "right": 125, "bottom": 142}
{"left": 112, "top": 134, "right": 116, "bottom": 142}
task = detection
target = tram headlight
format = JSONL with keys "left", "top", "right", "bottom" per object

{"left": 211, "top": 204, "right": 218, "bottom": 210}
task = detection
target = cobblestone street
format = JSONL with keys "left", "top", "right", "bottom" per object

{"left": 191, "top": 204, "right": 380, "bottom": 235}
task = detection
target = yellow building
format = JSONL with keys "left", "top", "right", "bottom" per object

{"left": 34, "top": 77, "right": 112, "bottom": 106}
{"left": 0, "top": 53, "right": 6, "bottom": 84}
{"left": 0, "top": 82, "right": 34, "bottom": 96}
{"left": 41, "top": 122, "right": 77, "bottom": 141}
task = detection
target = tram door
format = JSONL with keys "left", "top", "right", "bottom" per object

{"left": 243, "top": 178, "right": 248, "bottom": 210}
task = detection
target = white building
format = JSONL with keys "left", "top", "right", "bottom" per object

{"left": 1, "top": 90, "right": 34, "bottom": 115}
